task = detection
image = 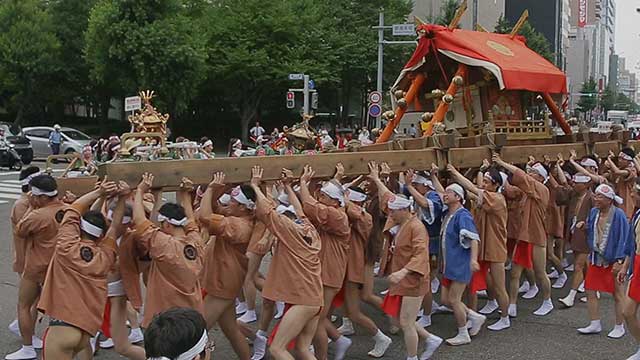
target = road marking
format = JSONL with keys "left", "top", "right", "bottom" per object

{"left": 0, "top": 169, "right": 65, "bottom": 177}
{"left": 0, "top": 192, "right": 20, "bottom": 200}
{"left": 4, "top": 180, "right": 21, "bottom": 184}
{"left": 0, "top": 186, "right": 20, "bottom": 194}
{"left": 0, "top": 200, "right": 7, "bottom": 204}
{"left": 0, "top": 184, "right": 22, "bottom": 189}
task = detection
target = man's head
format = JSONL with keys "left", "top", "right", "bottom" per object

{"left": 525, "top": 162, "right": 549, "bottom": 183}
{"left": 54, "top": 124, "right": 61, "bottom": 132}
{"left": 572, "top": 174, "right": 591, "bottom": 193}
{"left": 255, "top": 121, "right": 260, "bottom": 127}
{"left": 619, "top": 148, "right": 636, "bottom": 168}
{"left": 29, "top": 175, "right": 58, "bottom": 207}
{"left": 387, "top": 194, "right": 412, "bottom": 223}
{"left": 580, "top": 156, "right": 599, "bottom": 174}
{"left": 145, "top": 308, "right": 211, "bottom": 360}
{"left": 227, "top": 185, "right": 256, "bottom": 215}
{"left": 443, "top": 183, "right": 466, "bottom": 206}
{"left": 80, "top": 210, "right": 107, "bottom": 241}
{"left": 347, "top": 186, "right": 367, "bottom": 206}
{"left": 158, "top": 203, "right": 188, "bottom": 234}
{"left": 410, "top": 171, "right": 433, "bottom": 195}
{"left": 481, "top": 168, "right": 503, "bottom": 192}
{"left": 593, "top": 184, "right": 621, "bottom": 210}
{"left": 19, "top": 166, "right": 41, "bottom": 193}
{"left": 318, "top": 181, "right": 344, "bottom": 208}
{"left": 107, "top": 201, "right": 133, "bottom": 228}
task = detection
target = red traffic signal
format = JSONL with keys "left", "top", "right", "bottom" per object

{"left": 286, "top": 91, "right": 295, "bottom": 109}
{"left": 286, "top": 92, "right": 294, "bottom": 100}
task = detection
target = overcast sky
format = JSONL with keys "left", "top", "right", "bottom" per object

{"left": 615, "top": 0, "right": 640, "bottom": 76}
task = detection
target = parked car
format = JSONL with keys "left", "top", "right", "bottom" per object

{"left": 0, "top": 122, "right": 33, "bottom": 164}
{"left": 23, "top": 126, "right": 93, "bottom": 159}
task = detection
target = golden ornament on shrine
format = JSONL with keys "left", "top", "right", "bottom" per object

{"left": 128, "top": 90, "right": 170, "bottom": 136}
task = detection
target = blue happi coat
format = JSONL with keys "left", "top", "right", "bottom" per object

{"left": 440, "top": 207, "right": 480, "bottom": 284}
{"left": 625, "top": 209, "right": 640, "bottom": 274}
{"left": 586, "top": 206, "right": 629, "bottom": 266}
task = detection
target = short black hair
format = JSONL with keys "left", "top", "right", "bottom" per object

{"left": 159, "top": 203, "right": 186, "bottom": 223}
{"left": 19, "top": 166, "right": 40, "bottom": 193}
{"left": 486, "top": 168, "right": 503, "bottom": 186}
{"left": 145, "top": 308, "right": 207, "bottom": 359}
{"left": 30, "top": 175, "right": 57, "bottom": 195}
{"left": 622, "top": 147, "right": 636, "bottom": 159}
{"left": 200, "top": 136, "right": 209, "bottom": 145}
{"left": 348, "top": 186, "right": 366, "bottom": 196}
{"left": 239, "top": 184, "right": 257, "bottom": 203}
{"left": 82, "top": 210, "right": 107, "bottom": 241}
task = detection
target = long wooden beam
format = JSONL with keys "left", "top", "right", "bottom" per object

{"left": 97, "top": 149, "right": 439, "bottom": 186}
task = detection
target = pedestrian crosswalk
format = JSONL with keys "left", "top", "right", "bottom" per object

{"left": 0, "top": 179, "right": 22, "bottom": 204}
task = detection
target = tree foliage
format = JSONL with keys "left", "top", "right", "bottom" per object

{"left": 433, "top": 0, "right": 460, "bottom": 26}
{"left": 0, "top": 0, "right": 61, "bottom": 124}
{"left": 576, "top": 78, "right": 598, "bottom": 114}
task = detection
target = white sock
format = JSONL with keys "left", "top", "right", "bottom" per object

{"left": 407, "top": 356, "right": 418, "bottom": 360}
{"left": 508, "top": 304, "right": 517, "bottom": 317}
{"left": 257, "top": 329, "right": 267, "bottom": 338}
{"left": 22, "top": 345, "right": 34, "bottom": 352}
{"left": 373, "top": 329, "right": 386, "bottom": 341}
{"left": 458, "top": 326, "right": 470, "bottom": 336}
{"left": 567, "top": 289, "right": 577, "bottom": 298}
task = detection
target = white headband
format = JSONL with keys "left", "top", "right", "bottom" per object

{"left": 277, "top": 191, "right": 290, "bottom": 206}
{"left": 573, "top": 174, "right": 591, "bottom": 184}
{"left": 149, "top": 330, "right": 208, "bottom": 360}
{"left": 529, "top": 163, "right": 549, "bottom": 182}
{"left": 276, "top": 204, "right": 296, "bottom": 216}
{"left": 218, "top": 193, "right": 231, "bottom": 205}
{"left": 81, "top": 218, "right": 104, "bottom": 238}
{"left": 347, "top": 188, "right": 367, "bottom": 203}
{"left": 595, "top": 184, "right": 623, "bottom": 205}
{"left": 233, "top": 139, "right": 242, "bottom": 148}
{"left": 231, "top": 186, "right": 255, "bottom": 210}
{"left": 321, "top": 181, "right": 345, "bottom": 207}
{"left": 446, "top": 183, "right": 466, "bottom": 204}
{"left": 31, "top": 186, "right": 58, "bottom": 197}
{"left": 581, "top": 158, "right": 598, "bottom": 169}
{"left": 411, "top": 174, "right": 434, "bottom": 189}
{"left": 157, "top": 214, "right": 188, "bottom": 227}
{"left": 619, "top": 152, "right": 633, "bottom": 161}
{"left": 107, "top": 209, "right": 131, "bottom": 225}
{"left": 202, "top": 140, "right": 213, "bottom": 148}
{"left": 388, "top": 194, "right": 413, "bottom": 210}
{"left": 20, "top": 171, "right": 42, "bottom": 186}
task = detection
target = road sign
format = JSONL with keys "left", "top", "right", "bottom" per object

{"left": 308, "top": 79, "right": 315, "bottom": 90}
{"left": 368, "top": 104, "right": 382, "bottom": 117}
{"left": 286, "top": 91, "right": 295, "bottom": 109}
{"left": 124, "top": 96, "right": 141, "bottom": 112}
{"left": 392, "top": 23, "right": 415, "bottom": 36}
{"left": 369, "top": 91, "right": 382, "bottom": 103}
{"left": 288, "top": 73, "right": 304, "bottom": 80}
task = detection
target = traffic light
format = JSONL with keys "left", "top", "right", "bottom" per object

{"left": 286, "top": 91, "right": 295, "bottom": 109}
{"left": 311, "top": 92, "right": 319, "bottom": 109}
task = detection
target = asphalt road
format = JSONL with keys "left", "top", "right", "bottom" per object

{"left": 0, "top": 162, "right": 637, "bottom": 359}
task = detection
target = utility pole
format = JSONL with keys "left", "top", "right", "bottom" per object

{"left": 376, "top": 10, "right": 384, "bottom": 129}
{"left": 303, "top": 74, "right": 310, "bottom": 116}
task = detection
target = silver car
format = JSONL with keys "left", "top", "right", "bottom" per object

{"left": 23, "top": 126, "right": 93, "bottom": 159}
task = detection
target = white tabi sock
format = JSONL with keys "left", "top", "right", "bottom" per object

{"left": 577, "top": 319, "right": 602, "bottom": 334}
{"left": 508, "top": 304, "right": 517, "bottom": 317}
{"left": 533, "top": 299, "right": 554, "bottom": 316}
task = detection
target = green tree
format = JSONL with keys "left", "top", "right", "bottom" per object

{"left": 495, "top": 15, "right": 554, "bottom": 63}
{"left": 434, "top": 0, "right": 460, "bottom": 26}
{"left": 85, "top": 0, "right": 208, "bottom": 128}
{"left": 0, "top": 0, "right": 61, "bottom": 125}
{"left": 576, "top": 78, "right": 598, "bottom": 117}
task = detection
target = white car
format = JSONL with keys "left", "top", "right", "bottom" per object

{"left": 23, "top": 126, "right": 93, "bottom": 159}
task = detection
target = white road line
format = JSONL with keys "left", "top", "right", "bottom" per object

{"left": 4, "top": 180, "right": 21, "bottom": 184}
{"left": 0, "top": 201, "right": 7, "bottom": 204}
{"left": 0, "top": 192, "right": 20, "bottom": 200}
{"left": 0, "top": 184, "right": 22, "bottom": 189}
{"left": 0, "top": 169, "right": 65, "bottom": 177}
{"left": 0, "top": 186, "right": 20, "bottom": 193}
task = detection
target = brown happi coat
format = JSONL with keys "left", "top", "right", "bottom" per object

{"left": 200, "top": 214, "right": 254, "bottom": 299}
{"left": 546, "top": 176, "right": 566, "bottom": 238}
{"left": 303, "top": 199, "right": 350, "bottom": 289}
{"left": 345, "top": 202, "right": 373, "bottom": 284}
{"left": 10, "top": 195, "right": 30, "bottom": 274}
{"left": 133, "top": 220, "right": 204, "bottom": 327}
{"left": 556, "top": 187, "right": 594, "bottom": 254}
{"left": 385, "top": 216, "right": 430, "bottom": 297}
{"left": 475, "top": 190, "right": 508, "bottom": 263}
{"left": 511, "top": 168, "right": 550, "bottom": 246}
{"left": 16, "top": 199, "right": 66, "bottom": 283}
{"left": 256, "top": 201, "right": 323, "bottom": 306}
{"left": 614, "top": 165, "right": 638, "bottom": 219}
{"left": 38, "top": 205, "right": 117, "bottom": 335}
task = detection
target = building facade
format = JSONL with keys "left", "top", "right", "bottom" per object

{"left": 412, "top": 0, "right": 506, "bottom": 31}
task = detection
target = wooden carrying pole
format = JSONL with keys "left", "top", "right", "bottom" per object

{"left": 542, "top": 92, "right": 572, "bottom": 135}
{"left": 376, "top": 73, "right": 426, "bottom": 143}
{"left": 510, "top": 10, "right": 529, "bottom": 38}
{"left": 423, "top": 64, "right": 468, "bottom": 136}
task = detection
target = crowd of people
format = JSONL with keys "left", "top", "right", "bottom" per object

{"left": 8, "top": 138, "right": 640, "bottom": 360}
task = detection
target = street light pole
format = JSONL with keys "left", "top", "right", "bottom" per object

{"left": 303, "top": 74, "right": 310, "bottom": 116}
{"left": 376, "top": 9, "right": 384, "bottom": 129}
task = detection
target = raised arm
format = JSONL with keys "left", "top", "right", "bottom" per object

{"left": 177, "top": 177, "right": 195, "bottom": 221}
{"left": 446, "top": 164, "right": 480, "bottom": 196}
{"left": 429, "top": 164, "right": 445, "bottom": 196}
{"left": 367, "top": 161, "right": 393, "bottom": 211}
{"left": 403, "top": 169, "right": 429, "bottom": 208}
{"left": 133, "top": 173, "right": 153, "bottom": 225}
{"left": 282, "top": 169, "right": 304, "bottom": 217}
{"left": 298, "top": 165, "right": 316, "bottom": 204}
{"left": 568, "top": 150, "right": 605, "bottom": 183}
{"left": 150, "top": 189, "right": 163, "bottom": 225}
{"left": 105, "top": 182, "right": 131, "bottom": 240}
{"left": 199, "top": 172, "right": 225, "bottom": 224}
{"left": 74, "top": 179, "right": 118, "bottom": 214}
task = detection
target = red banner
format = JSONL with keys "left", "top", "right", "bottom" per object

{"left": 578, "top": 0, "right": 588, "bottom": 28}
